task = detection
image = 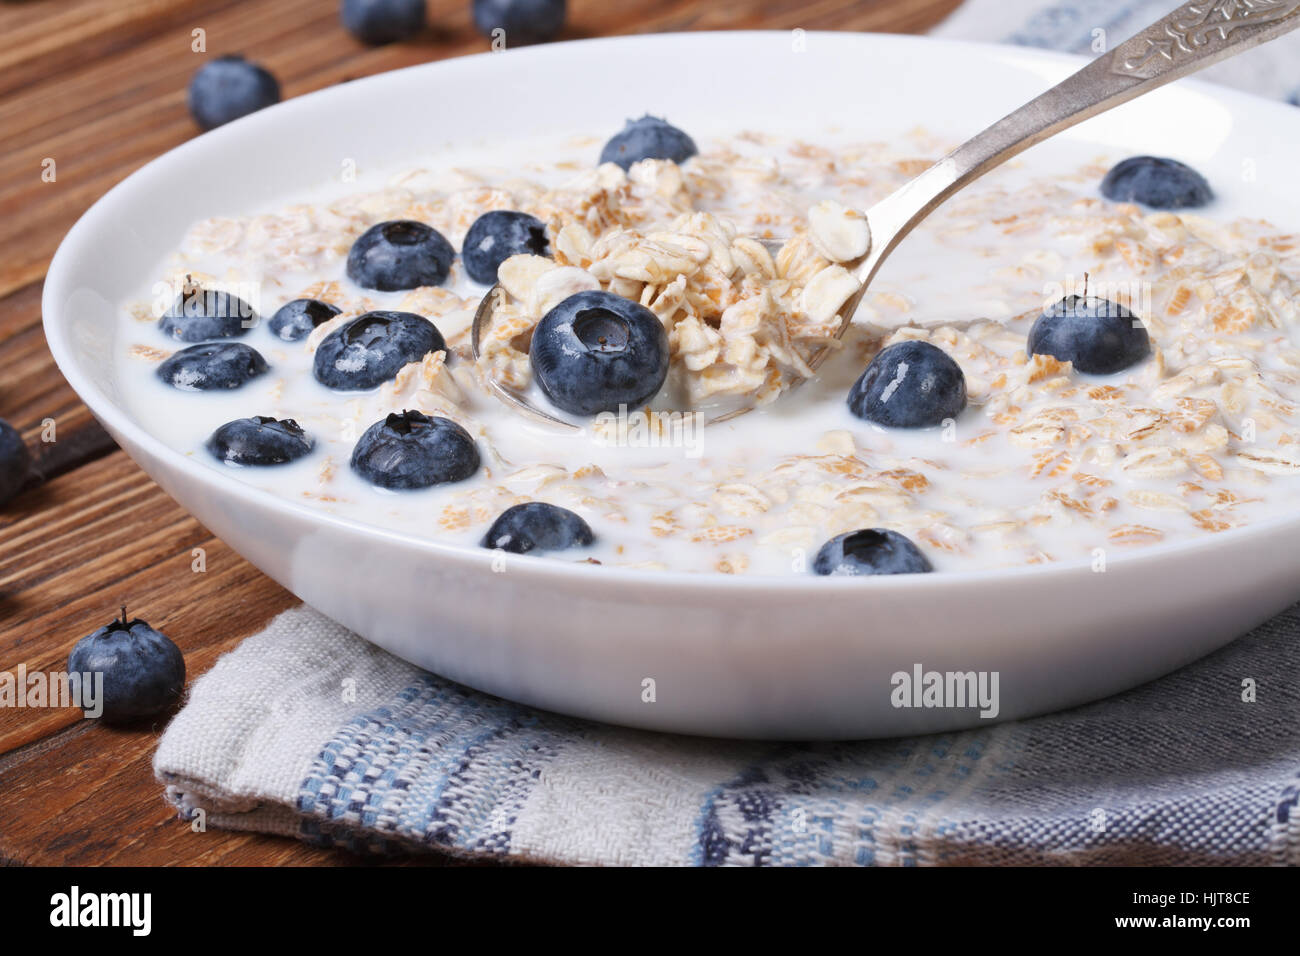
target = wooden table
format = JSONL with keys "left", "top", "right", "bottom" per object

{"left": 0, "top": 0, "right": 962, "bottom": 866}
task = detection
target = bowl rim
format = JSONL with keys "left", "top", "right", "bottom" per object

{"left": 41, "top": 29, "right": 1300, "bottom": 595}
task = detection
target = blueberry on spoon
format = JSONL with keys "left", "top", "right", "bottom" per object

{"left": 813, "top": 529, "right": 933, "bottom": 576}
{"left": 481, "top": 502, "right": 594, "bottom": 555}
{"left": 0, "top": 419, "right": 32, "bottom": 506}
{"left": 351, "top": 410, "right": 480, "bottom": 489}
{"left": 158, "top": 284, "right": 258, "bottom": 342}
{"left": 847, "top": 340, "right": 967, "bottom": 428}
{"left": 156, "top": 342, "right": 269, "bottom": 391}
{"left": 529, "top": 290, "right": 670, "bottom": 416}
{"left": 67, "top": 607, "right": 186, "bottom": 724}
{"left": 347, "top": 220, "right": 455, "bottom": 291}
{"left": 207, "top": 416, "right": 314, "bottom": 466}
{"left": 313, "top": 311, "right": 446, "bottom": 391}
{"left": 462, "top": 210, "right": 550, "bottom": 285}
{"left": 1028, "top": 294, "right": 1150, "bottom": 375}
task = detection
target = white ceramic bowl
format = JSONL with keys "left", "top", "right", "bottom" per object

{"left": 44, "top": 32, "right": 1300, "bottom": 739}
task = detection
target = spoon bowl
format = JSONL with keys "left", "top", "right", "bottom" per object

{"left": 469, "top": 238, "right": 799, "bottom": 430}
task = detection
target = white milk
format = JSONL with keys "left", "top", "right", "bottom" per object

{"left": 113, "top": 128, "right": 1300, "bottom": 575}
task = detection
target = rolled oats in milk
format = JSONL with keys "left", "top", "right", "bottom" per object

{"left": 116, "top": 122, "right": 1300, "bottom": 576}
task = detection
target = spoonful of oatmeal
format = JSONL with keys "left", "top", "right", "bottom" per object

{"left": 470, "top": 0, "right": 1300, "bottom": 431}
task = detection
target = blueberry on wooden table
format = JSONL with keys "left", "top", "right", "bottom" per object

{"left": 207, "top": 417, "right": 314, "bottom": 466}
{"left": 472, "top": 0, "right": 567, "bottom": 46}
{"left": 350, "top": 410, "right": 480, "bottom": 489}
{"left": 1028, "top": 295, "right": 1150, "bottom": 375}
{"left": 346, "top": 220, "right": 455, "bottom": 291}
{"left": 813, "top": 529, "right": 933, "bottom": 576}
{"left": 599, "top": 115, "right": 698, "bottom": 171}
{"left": 341, "top": 0, "right": 426, "bottom": 45}
{"left": 66, "top": 608, "right": 186, "bottom": 724}
{"left": 158, "top": 284, "right": 258, "bottom": 342}
{"left": 529, "top": 290, "right": 670, "bottom": 416}
{"left": 0, "top": 419, "right": 32, "bottom": 506}
{"left": 187, "top": 55, "right": 280, "bottom": 131}
{"left": 268, "top": 298, "right": 342, "bottom": 342}
{"left": 462, "top": 211, "right": 550, "bottom": 285}
{"left": 313, "top": 311, "right": 446, "bottom": 391}
{"left": 156, "top": 342, "right": 269, "bottom": 391}
{"left": 481, "top": 502, "right": 594, "bottom": 555}
{"left": 847, "top": 340, "right": 967, "bottom": 428}
{"left": 1099, "top": 156, "right": 1212, "bottom": 210}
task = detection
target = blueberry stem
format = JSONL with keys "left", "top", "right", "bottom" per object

{"left": 120, "top": 605, "right": 128, "bottom": 626}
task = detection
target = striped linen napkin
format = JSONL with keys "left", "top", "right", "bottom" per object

{"left": 154, "top": 603, "right": 1300, "bottom": 864}
{"left": 154, "top": 1, "right": 1300, "bottom": 865}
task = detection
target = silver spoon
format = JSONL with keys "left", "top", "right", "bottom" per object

{"left": 472, "top": 0, "right": 1300, "bottom": 431}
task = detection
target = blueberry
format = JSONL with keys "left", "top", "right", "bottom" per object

{"left": 1028, "top": 295, "right": 1150, "bottom": 375}
{"left": 1100, "top": 156, "right": 1213, "bottom": 209}
{"left": 156, "top": 342, "right": 269, "bottom": 391}
{"left": 206, "top": 416, "right": 314, "bottom": 466}
{"left": 462, "top": 210, "right": 549, "bottom": 285}
{"left": 481, "top": 502, "right": 594, "bottom": 555}
{"left": 529, "top": 290, "right": 669, "bottom": 416}
{"left": 350, "top": 410, "right": 480, "bottom": 489}
{"left": 812, "top": 529, "right": 933, "bottom": 577}
{"left": 346, "top": 220, "right": 455, "bottom": 291}
{"left": 187, "top": 55, "right": 280, "bottom": 131}
{"left": 599, "top": 115, "right": 697, "bottom": 171}
{"left": 341, "top": 0, "right": 425, "bottom": 44}
{"left": 472, "top": 0, "right": 566, "bottom": 46}
{"left": 158, "top": 285, "right": 257, "bottom": 342}
{"left": 313, "top": 311, "right": 446, "bottom": 391}
{"left": 847, "top": 340, "right": 966, "bottom": 428}
{"left": 67, "top": 608, "right": 185, "bottom": 724}
{"left": 0, "top": 419, "right": 32, "bottom": 506}
{"left": 268, "top": 298, "right": 342, "bottom": 342}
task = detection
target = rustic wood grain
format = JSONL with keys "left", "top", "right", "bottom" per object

{"left": 0, "top": 0, "right": 963, "bottom": 866}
